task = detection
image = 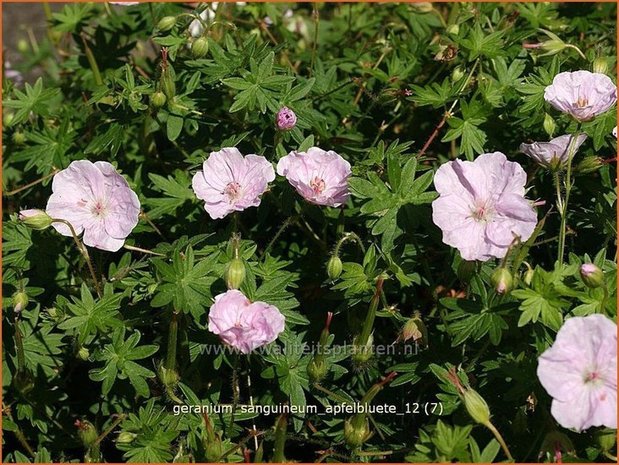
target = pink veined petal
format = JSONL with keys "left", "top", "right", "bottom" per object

{"left": 104, "top": 187, "right": 141, "bottom": 239}
{"left": 203, "top": 148, "right": 247, "bottom": 189}
{"left": 82, "top": 220, "right": 125, "bottom": 252}
{"left": 550, "top": 384, "right": 616, "bottom": 432}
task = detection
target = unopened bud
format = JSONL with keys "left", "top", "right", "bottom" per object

{"left": 463, "top": 388, "right": 491, "bottom": 425}
{"left": 276, "top": 106, "right": 297, "bottom": 131}
{"left": 225, "top": 257, "right": 246, "bottom": 290}
{"left": 580, "top": 263, "right": 604, "bottom": 288}
{"left": 12, "top": 291, "right": 28, "bottom": 313}
{"left": 523, "top": 265, "right": 535, "bottom": 286}
{"left": 76, "top": 420, "right": 98, "bottom": 448}
{"left": 18, "top": 209, "right": 53, "bottom": 230}
{"left": 446, "top": 23, "right": 459, "bottom": 35}
{"left": 543, "top": 113, "right": 556, "bottom": 137}
{"left": 594, "top": 428, "right": 616, "bottom": 452}
{"left": 205, "top": 436, "right": 223, "bottom": 462}
{"left": 12, "top": 131, "right": 25, "bottom": 145}
{"left": 410, "top": 2, "right": 434, "bottom": 13}
{"left": 307, "top": 359, "right": 329, "bottom": 383}
{"left": 351, "top": 333, "right": 374, "bottom": 365}
{"left": 451, "top": 66, "right": 465, "bottom": 83}
{"left": 116, "top": 431, "right": 137, "bottom": 444}
{"left": 191, "top": 37, "right": 209, "bottom": 59}
{"left": 150, "top": 91, "right": 167, "bottom": 108}
{"left": 576, "top": 156, "right": 603, "bottom": 174}
{"left": 17, "top": 39, "right": 29, "bottom": 54}
{"left": 77, "top": 346, "right": 90, "bottom": 361}
{"left": 592, "top": 57, "right": 609, "bottom": 75}
{"left": 401, "top": 313, "right": 428, "bottom": 346}
{"left": 157, "top": 16, "right": 177, "bottom": 32}
{"left": 327, "top": 255, "right": 343, "bottom": 280}
{"left": 4, "top": 112, "right": 14, "bottom": 126}
{"left": 344, "top": 414, "right": 370, "bottom": 449}
{"left": 491, "top": 268, "right": 513, "bottom": 294}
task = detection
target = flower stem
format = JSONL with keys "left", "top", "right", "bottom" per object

{"left": 356, "top": 278, "right": 384, "bottom": 348}
{"left": 5, "top": 168, "right": 59, "bottom": 196}
{"left": 14, "top": 316, "right": 26, "bottom": 374}
{"left": 123, "top": 244, "right": 165, "bottom": 256}
{"left": 51, "top": 219, "right": 102, "bottom": 298}
{"left": 484, "top": 421, "right": 514, "bottom": 461}
{"left": 165, "top": 311, "right": 179, "bottom": 371}
{"left": 80, "top": 35, "right": 103, "bottom": 87}
{"left": 557, "top": 132, "right": 581, "bottom": 266}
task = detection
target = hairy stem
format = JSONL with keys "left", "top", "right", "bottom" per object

{"left": 484, "top": 421, "right": 514, "bottom": 461}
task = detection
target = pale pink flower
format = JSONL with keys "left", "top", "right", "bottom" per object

{"left": 519, "top": 134, "right": 587, "bottom": 169}
{"left": 276, "top": 107, "right": 297, "bottom": 130}
{"left": 46, "top": 160, "right": 140, "bottom": 252}
{"left": 544, "top": 71, "right": 617, "bottom": 121}
{"left": 208, "top": 290, "right": 285, "bottom": 354}
{"left": 537, "top": 314, "right": 617, "bottom": 432}
{"left": 192, "top": 147, "right": 275, "bottom": 219}
{"left": 276, "top": 147, "right": 351, "bottom": 207}
{"left": 431, "top": 152, "right": 537, "bottom": 261}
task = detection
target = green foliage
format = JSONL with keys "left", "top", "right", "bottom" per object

{"left": 2, "top": 2, "right": 616, "bottom": 463}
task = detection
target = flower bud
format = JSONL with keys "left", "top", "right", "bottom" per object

{"left": 17, "top": 39, "right": 29, "bottom": 54}
{"left": 592, "top": 57, "right": 609, "bottom": 75}
{"left": 160, "top": 63, "right": 176, "bottom": 100}
{"left": 307, "top": 358, "right": 329, "bottom": 383}
{"left": 451, "top": 66, "right": 465, "bottom": 83}
{"left": 446, "top": 23, "right": 459, "bottom": 35}
{"left": 205, "top": 436, "right": 223, "bottom": 462}
{"left": 158, "top": 364, "right": 179, "bottom": 388}
{"left": 116, "top": 431, "right": 137, "bottom": 444}
{"left": 594, "top": 428, "right": 616, "bottom": 452}
{"left": 18, "top": 209, "right": 53, "bottom": 230}
{"left": 225, "top": 257, "right": 246, "bottom": 290}
{"left": 4, "top": 112, "right": 14, "bottom": 126}
{"left": 523, "top": 265, "right": 535, "bottom": 286}
{"left": 77, "top": 346, "right": 90, "bottom": 361}
{"left": 12, "top": 291, "right": 28, "bottom": 313}
{"left": 344, "top": 414, "right": 370, "bottom": 449}
{"left": 410, "top": 2, "right": 434, "bottom": 13}
{"left": 543, "top": 112, "right": 556, "bottom": 137}
{"left": 191, "top": 37, "right": 209, "bottom": 59}
{"left": 75, "top": 419, "right": 98, "bottom": 448}
{"left": 401, "top": 313, "right": 428, "bottom": 346}
{"left": 150, "top": 91, "right": 167, "bottom": 108}
{"left": 491, "top": 268, "right": 513, "bottom": 294}
{"left": 575, "top": 156, "right": 603, "bottom": 174}
{"left": 457, "top": 260, "right": 476, "bottom": 282}
{"left": 276, "top": 106, "right": 297, "bottom": 131}
{"left": 463, "top": 388, "right": 491, "bottom": 425}
{"left": 580, "top": 263, "right": 604, "bottom": 288}
{"left": 157, "top": 16, "right": 177, "bottom": 32}
{"left": 12, "top": 131, "right": 25, "bottom": 145}
{"left": 327, "top": 255, "right": 343, "bottom": 280}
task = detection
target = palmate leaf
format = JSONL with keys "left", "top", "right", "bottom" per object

{"left": 151, "top": 246, "right": 219, "bottom": 319}
{"left": 2, "top": 78, "right": 61, "bottom": 126}
{"left": 57, "top": 283, "right": 124, "bottom": 345}
{"left": 143, "top": 171, "right": 195, "bottom": 219}
{"left": 89, "top": 327, "right": 158, "bottom": 397}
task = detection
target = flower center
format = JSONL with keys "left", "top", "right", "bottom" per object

{"left": 584, "top": 370, "right": 603, "bottom": 385}
{"left": 223, "top": 182, "right": 242, "bottom": 203}
{"left": 310, "top": 177, "right": 326, "bottom": 194}
{"left": 90, "top": 201, "right": 107, "bottom": 217}
{"left": 576, "top": 97, "right": 588, "bottom": 108}
{"left": 471, "top": 202, "right": 493, "bottom": 222}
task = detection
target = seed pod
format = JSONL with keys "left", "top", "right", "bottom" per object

{"left": 307, "top": 359, "right": 328, "bottom": 383}
{"left": 150, "top": 91, "right": 167, "bottom": 108}
{"left": 576, "top": 156, "right": 603, "bottom": 174}
{"left": 157, "top": 16, "right": 177, "bottom": 32}
{"left": 191, "top": 37, "right": 209, "bottom": 59}
{"left": 523, "top": 266, "right": 535, "bottom": 286}
{"left": 76, "top": 420, "right": 98, "bottom": 448}
{"left": 160, "top": 63, "right": 176, "bottom": 100}
{"left": 327, "top": 255, "right": 343, "bottom": 280}
{"left": 580, "top": 263, "right": 604, "bottom": 288}
{"left": 491, "top": 268, "right": 513, "bottom": 294}
{"left": 225, "top": 257, "right": 246, "bottom": 290}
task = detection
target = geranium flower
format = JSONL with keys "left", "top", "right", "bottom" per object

{"left": 276, "top": 147, "right": 351, "bottom": 207}
{"left": 192, "top": 147, "right": 275, "bottom": 219}
{"left": 544, "top": 71, "right": 617, "bottom": 121}
{"left": 208, "top": 290, "right": 285, "bottom": 354}
{"left": 431, "top": 152, "right": 537, "bottom": 261}
{"left": 46, "top": 160, "right": 140, "bottom": 252}
{"left": 537, "top": 314, "right": 617, "bottom": 432}
{"left": 519, "top": 134, "right": 587, "bottom": 169}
